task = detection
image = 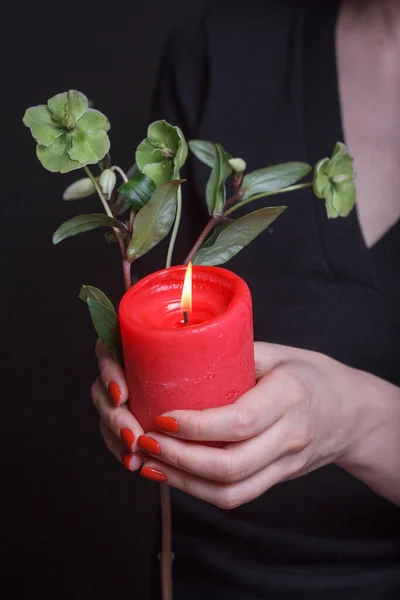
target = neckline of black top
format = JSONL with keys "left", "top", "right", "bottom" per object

{"left": 303, "top": 0, "right": 384, "bottom": 290}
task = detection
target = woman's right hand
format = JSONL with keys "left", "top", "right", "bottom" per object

{"left": 91, "top": 339, "right": 145, "bottom": 472}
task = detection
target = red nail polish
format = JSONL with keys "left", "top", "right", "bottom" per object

{"left": 120, "top": 451, "right": 133, "bottom": 471}
{"left": 137, "top": 435, "right": 161, "bottom": 456}
{"left": 155, "top": 416, "right": 179, "bottom": 433}
{"left": 121, "top": 428, "right": 135, "bottom": 450}
{"left": 141, "top": 466, "right": 167, "bottom": 482}
{"left": 108, "top": 381, "right": 122, "bottom": 407}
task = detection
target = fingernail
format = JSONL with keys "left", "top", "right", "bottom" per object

{"left": 120, "top": 450, "right": 134, "bottom": 471}
{"left": 121, "top": 428, "right": 135, "bottom": 451}
{"left": 108, "top": 381, "right": 121, "bottom": 407}
{"left": 137, "top": 435, "right": 161, "bottom": 456}
{"left": 141, "top": 466, "right": 167, "bottom": 482}
{"left": 155, "top": 416, "right": 180, "bottom": 433}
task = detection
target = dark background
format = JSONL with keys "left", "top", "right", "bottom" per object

{"left": 1, "top": 2, "right": 202, "bottom": 598}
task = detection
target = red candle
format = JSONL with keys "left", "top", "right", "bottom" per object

{"left": 118, "top": 265, "right": 255, "bottom": 435}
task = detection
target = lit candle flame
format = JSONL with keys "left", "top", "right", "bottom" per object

{"left": 181, "top": 261, "right": 192, "bottom": 314}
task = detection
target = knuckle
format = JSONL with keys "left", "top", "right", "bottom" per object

{"left": 231, "top": 408, "right": 258, "bottom": 440}
{"left": 285, "top": 454, "right": 308, "bottom": 480}
{"left": 215, "top": 487, "right": 242, "bottom": 510}
{"left": 91, "top": 378, "right": 101, "bottom": 408}
{"left": 287, "top": 423, "right": 311, "bottom": 453}
{"left": 287, "top": 371, "right": 307, "bottom": 407}
{"left": 104, "top": 409, "right": 119, "bottom": 433}
{"left": 221, "top": 453, "right": 248, "bottom": 483}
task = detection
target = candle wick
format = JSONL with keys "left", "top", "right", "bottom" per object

{"left": 183, "top": 310, "right": 190, "bottom": 326}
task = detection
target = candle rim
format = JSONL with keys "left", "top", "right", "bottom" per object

{"left": 118, "top": 265, "right": 252, "bottom": 336}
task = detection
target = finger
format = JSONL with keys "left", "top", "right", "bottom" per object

{"left": 156, "top": 366, "right": 299, "bottom": 442}
{"left": 138, "top": 414, "right": 306, "bottom": 483}
{"left": 91, "top": 377, "right": 144, "bottom": 451}
{"left": 140, "top": 450, "right": 308, "bottom": 510}
{"left": 95, "top": 339, "right": 128, "bottom": 407}
{"left": 99, "top": 420, "right": 144, "bottom": 472}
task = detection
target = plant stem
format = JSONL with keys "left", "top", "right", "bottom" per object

{"left": 223, "top": 182, "right": 313, "bottom": 216}
{"left": 166, "top": 186, "right": 182, "bottom": 268}
{"left": 111, "top": 165, "right": 129, "bottom": 183}
{"left": 123, "top": 260, "right": 132, "bottom": 291}
{"left": 84, "top": 166, "right": 128, "bottom": 283}
{"left": 184, "top": 216, "right": 219, "bottom": 265}
{"left": 85, "top": 165, "right": 114, "bottom": 216}
{"left": 160, "top": 484, "right": 173, "bottom": 600}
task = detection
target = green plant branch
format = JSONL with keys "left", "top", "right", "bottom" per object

{"left": 223, "top": 182, "right": 313, "bottom": 216}
{"left": 166, "top": 186, "right": 183, "bottom": 268}
{"left": 111, "top": 165, "right": 129, "bottom": 183}
{"left": 84, "top": 166, "right": 127, "bottom": 265}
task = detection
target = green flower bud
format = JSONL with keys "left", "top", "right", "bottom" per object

{"left": 228, "top": 157, "right": 247, "bottom": 172}
{"left": 63, "top": 177, "right": 97, "bottom": 200}
{"left": 313, "top": 142, "right": 355, "bottom": 218}
{"left": 99, "top": 169, "right": 117, "bottom": 199}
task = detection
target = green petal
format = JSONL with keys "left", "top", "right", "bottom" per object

{"left": 313, "top": 158, "right": 330, "bottom": 199}
{"left": 332, "top": 181, "right": 356, "bottom": 217}
{"left": 36, "top": 134, "right": 82, "bottom": 173}
{"left": 174, "top": 125, "right": 188, "bottom": 173}
{"left": 147, "top": 120, "right": 179, "bottom": 152}
{"left": 69, "top": 130, "right": 110, "bottom": 165}
{"left": 324, "top": 186, "right": 339, "bottom": 219}
{"left": 142, "top": 160, "right": 173, "bottom": 186}
{"left": 48, "top": 90, "right": 88, "bottom": 128}
{"left": 76, "top": 109, "right": 110, "bottom": 133}
{"left": 136, "top": 139, "right": 164, "bottom": 170}
{"left": 23, "top": 105, "right": 63, "bottom": 146}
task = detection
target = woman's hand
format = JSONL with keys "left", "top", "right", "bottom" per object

{"left": 137, "top": 342, "right": 400, "bottom": 508}
{"left": 91, "top": 340, "right": 144, "bottom": 472}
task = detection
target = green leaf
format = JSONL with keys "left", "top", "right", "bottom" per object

{"left": 118, "top": 173, "right": 157, "bottom": 211}
{"left": 188, "top": 140, "right": 216, "bottom": 168}
{"left": 126, "top": 180, "right": 184, "bottom": 261}
{"left": 193, "top": 206, "right": 286, "bottom": 266}
{"left": 79, "top": 285, "right": 115, "bottom": 311}
{"left": 206, "top": 143, "right": 232, "bottom": 215}
{"left": 86, "top": 297, "right": 122, "bottom": 363}
{"left": 52, "top": 214, "right": 125, "bottom": 244}
{"left": 115, "top": 163, "right": 140, "bottom": 215}
{"left": 63, "top": 177, "right": 96, "bottom": 200}
{"left": 241, "top": 162, "right": 312, "bottom": 200}
{"left": 201, "top": 220, "right": 233, "bottom": 249}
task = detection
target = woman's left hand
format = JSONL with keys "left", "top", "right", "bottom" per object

{"left": 138, "top": 342, "right": 371, "bottom": 509}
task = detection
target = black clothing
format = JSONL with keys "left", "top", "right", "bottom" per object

{"left": 150, "top": 1, "right": 400, "bottom": 597}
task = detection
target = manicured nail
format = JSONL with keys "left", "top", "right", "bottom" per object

{"left": 120, "top": 450, "right": 134, "bottom": 471}
{"left": 141, "top": 466, "right": 167, "bottom": 482}
{"left": 121, "top": 428, "right": 135, "bottom": 451}
{"left": 108, "top": 381, "right": 122, "bottom": 407}
{"left": 155, "top": 416, "right": 180, "bottom": 433}
{"left": 137, "top": 435, "right": 161, "bottom": 456}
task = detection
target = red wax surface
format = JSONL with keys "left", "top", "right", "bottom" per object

{"left": 118, "top": 265, "right": 255, "bottom": 434}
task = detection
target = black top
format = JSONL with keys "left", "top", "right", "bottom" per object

{"left": 150, "top": 1, "right": 400, "bottom": 597}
